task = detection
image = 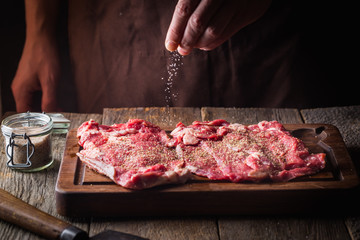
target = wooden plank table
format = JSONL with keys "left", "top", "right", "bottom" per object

{"left": 1, "top": 107, "right": 359, "bottom": 240}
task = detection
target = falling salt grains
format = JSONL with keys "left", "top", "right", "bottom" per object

{"left": 163, "top": 51, "right": 183, "bottom": 105}
{"left": 161, "top": 51, "right": 184, "bottom": 125}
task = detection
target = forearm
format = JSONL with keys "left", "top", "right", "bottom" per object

{"left": 11, "top": 0, "right": 62, "bottom": 112}
{"left": 24, "top": 0, "right": 60, "bottom": 40}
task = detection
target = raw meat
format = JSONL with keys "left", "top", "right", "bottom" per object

{"left": 170, "top": 120, "right": 230, "bottom": 180}
{"left": 77, "top": 119, "right": 326, "bottom": 189}
{"left": 172, "top": 120, "right": 326, "bottom": 182}
{"left": 77, "top": 119, "right": 191, "bottom": 190}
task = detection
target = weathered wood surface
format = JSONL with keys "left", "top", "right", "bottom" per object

{"left": 0, "top": 113, "right": 102, "bottom": 240}
{"left": 103, "top": 107, "right": 201, "bottom": 129}
{"left": 301, "top": 106, "right": 360, "bottom": 240}
{"left": 201, "top": 107, "right": 303, "bottom": 124}
{"left": 1, "top": 108, "right": 359, "bottom": 240}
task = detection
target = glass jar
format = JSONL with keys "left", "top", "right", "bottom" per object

{"left": 1, "top": 112, "right": 54, "bottom": 172}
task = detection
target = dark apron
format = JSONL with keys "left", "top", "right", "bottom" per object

{"left": 66, "top": 0, "right": 312, "bottom": 113}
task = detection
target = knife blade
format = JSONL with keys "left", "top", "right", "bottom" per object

{"left": 0, "top": 188, "right": 148, "bottom": 240}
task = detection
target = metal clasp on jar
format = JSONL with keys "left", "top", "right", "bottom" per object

{"left": 6, "top": 132, "right": 35, "bottom": 168}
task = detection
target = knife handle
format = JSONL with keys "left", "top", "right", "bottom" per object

{"left": 0, "top": 188, "right": 87, "bottom": 240}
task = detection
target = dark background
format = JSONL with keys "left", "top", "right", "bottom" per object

{"left": 1, "top": 1, "right": 25, "bottom": 114}
{"left": 0, "top": 1, "right": 358, "bottom": 115}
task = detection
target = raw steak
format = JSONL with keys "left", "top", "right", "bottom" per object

{"left": 77, "top": 119, "right": 326, "bottom": 189}
{"left": 172, "top": 120, "right": 326, "bottom": 182}
{"left": 77, "top": 119, "right": 191, "bottom": 190}
{"left": 170, "top": 120, "right": 230, "bottom": 180}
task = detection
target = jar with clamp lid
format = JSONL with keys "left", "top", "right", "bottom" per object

{"left": 1, "top": 112, "right": 54, "bottom": 172}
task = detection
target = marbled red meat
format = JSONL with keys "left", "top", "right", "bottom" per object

{"left": 172, "top": 120, "right": 326, "bottom": 182}
{"left": 77, "top": 119, "right": 326, "bottom": 189}
{"left": 171, "top": 120, "right": 230, "bottom": 180}
{"left": 77, "top": 119, "right": 191, "bottom": 189}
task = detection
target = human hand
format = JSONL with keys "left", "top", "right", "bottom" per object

{"left": 165, "top": 0, "right": 272, "bottom": 55}
{"left": 11, "top": 36, "right": 60, "bottom": 112}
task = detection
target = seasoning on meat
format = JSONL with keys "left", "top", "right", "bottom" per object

{"left": 77, "top": 119, "right": 326, "bottom": 189}
{"left": 172, "top": 120, "right": 326, "bottom": 182}
{"left": 77, "top": 119, "right": 191, "bottom": 190}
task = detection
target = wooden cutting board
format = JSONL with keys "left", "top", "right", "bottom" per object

{"left": 56, "top": 121, "right": 359, "bottom": 217}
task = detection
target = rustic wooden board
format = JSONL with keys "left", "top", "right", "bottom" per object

{"left": 56, "top": 122, "right": 359, "bottom": 217}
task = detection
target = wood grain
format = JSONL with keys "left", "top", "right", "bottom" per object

{"left": 0, "top": 113, "right": 101, "bottom": 240}
{"left": 218, "top": 217, "right": 351, "bottom": 240}
{"left": 103, "top": 107, "right": 201, "bottom": 130}
{"left": 0, "top": 188, "right": 71, "bottom": 239}
{"left": 201, "top": 107, "right": 303, "bottom": 124}
{"left": 301, "top": 106, "right": 360, "bottom": 240}
{"left": 89, "top": 217, "right": 219, "bottom": 240}
{"left": 62, "top": 112, "right": 103, "bottom": 128}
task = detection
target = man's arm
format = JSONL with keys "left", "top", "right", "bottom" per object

{"left": 11, "top": 0, "right": 61, "bottom": 112}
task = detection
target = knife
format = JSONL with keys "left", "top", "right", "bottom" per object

{"left": 0, "top": 188, "right": 148, "bottom": 240}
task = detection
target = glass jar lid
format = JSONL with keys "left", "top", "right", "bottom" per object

{"left": 1, "top": 112, "right": 53, "bottom": 137}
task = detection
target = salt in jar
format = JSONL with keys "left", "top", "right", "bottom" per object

{"left": 1, "top": 112, "right": 54, "bottom": 172}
